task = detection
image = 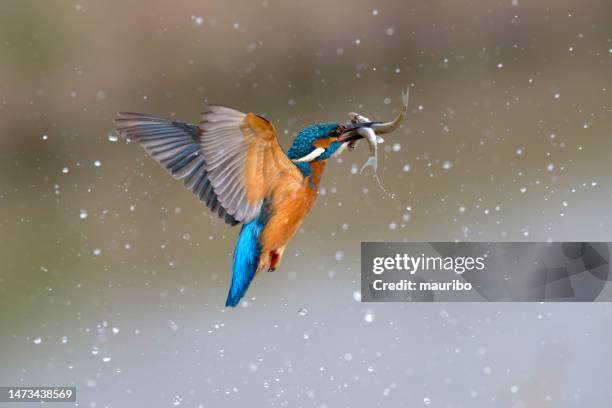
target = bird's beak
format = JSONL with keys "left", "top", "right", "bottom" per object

{"left": 337, "top": 122, "right": 379, "bottom": 142}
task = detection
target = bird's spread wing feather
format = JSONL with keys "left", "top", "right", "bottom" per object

{"left": 114, "top": 106, "right": 302, "bottom": 225}
{"left": 114, "top": 112, "right": 239, "bottom": 225}
{"left": 199, "top": 105, "right": 303, "bottom": 224}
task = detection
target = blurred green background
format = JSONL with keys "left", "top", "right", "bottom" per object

{"left": 1, "top": 0, "right": 612, "bottom": 407}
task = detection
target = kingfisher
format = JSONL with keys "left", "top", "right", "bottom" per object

{"left": 115, "top": 96, "right": 406, "bottom": 307}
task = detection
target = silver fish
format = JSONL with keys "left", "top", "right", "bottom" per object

{"left": 347, "top": 88, "right": 409, "bottom": 174}
{"left": 356, "top": 127, "right": 380, "bottom": 173}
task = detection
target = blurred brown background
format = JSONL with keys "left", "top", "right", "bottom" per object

{"left": 1, "top": 0, "right": 612, "bottom": 407}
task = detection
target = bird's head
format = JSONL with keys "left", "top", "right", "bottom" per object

{"left": 287, "top": 121, "right": 374, "bottom": 165}
{"left": 287, "top": 89, "right": 409, "bottom": 176}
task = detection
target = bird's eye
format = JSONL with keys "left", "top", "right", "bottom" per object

{"left": 331, "top": 125, "right": 345, "bottom": 136}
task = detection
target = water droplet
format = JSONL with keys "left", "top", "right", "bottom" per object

{"left": 297, "top": 308, "right": 308, "bottom": 316}
{"left": 42, "top": 134, "right": 48, "bottom": 140}
{"left": 423, "top": 397, "right": 431, "bottom": 405}
{"left": 364, "top": 312, "right": 374, "bottom": 323}
{"left": 91, "top": 346, "right": 99, "bottom": 355}
{"left": 93, "top": 248, "right": 101, "bottom": 256}
{"left": 94, "top": 160, "right": 101, "bottom": 167}
{"left": 62, "top": 166, "right": 70, "bottom": 174}
{"left": 33, "top": 337, "right": 42, "bottom": 345}
{"left": 107, "top": 133, "right": 118, "bottom": 142}
{"left": 194, "top": 16, "right": 204, "bottom": 26}
{"left": 79, "top": 209, "right": 88, "bottom": 219}
{"left": 172, "top": 395, "right": 182, "bottom": 406}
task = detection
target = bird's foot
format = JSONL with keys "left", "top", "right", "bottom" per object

{"left": 268, "top": 250, "right": 279, "bottom": 272}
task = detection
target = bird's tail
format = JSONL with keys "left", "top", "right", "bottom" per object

{"left": 226, "top": 219, "right": 264, "bottom": 307}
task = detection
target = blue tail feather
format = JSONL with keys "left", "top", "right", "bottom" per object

{"left": 225, "top": 220, "right": 264, "bottom": 307}
{"left": 226, "top": 201, "right": 272, "bottom": 307}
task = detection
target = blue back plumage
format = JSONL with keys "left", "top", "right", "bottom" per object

{"left": 287, "top": 122, "right": 339, "bottom": 160}
{"left": 226, "top": 201, "right": 271, "bottom": 307}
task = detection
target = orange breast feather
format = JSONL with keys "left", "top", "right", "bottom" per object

{"left": 258, "top": 161, "right": 326, "bottom": 270}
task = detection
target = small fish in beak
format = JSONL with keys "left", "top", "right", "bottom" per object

{"left": 355, "top": 126, "right": 381, "bottom": 173}
{"left": 345, "top": 88, "right": 409, "bottom": 174}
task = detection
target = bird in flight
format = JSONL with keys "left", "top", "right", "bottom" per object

{"left": 115, "top": 97, "right": 406, "bottom": 307}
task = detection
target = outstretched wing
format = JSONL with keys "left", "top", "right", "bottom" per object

{"left": 115, "top": 112, "right": 240, "bottom": 225}
{"left": 198, "top": 105, "right": 303, "bottom": 223}
{"left": 114, "top": 106, "right": 302, "bottom": 225}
